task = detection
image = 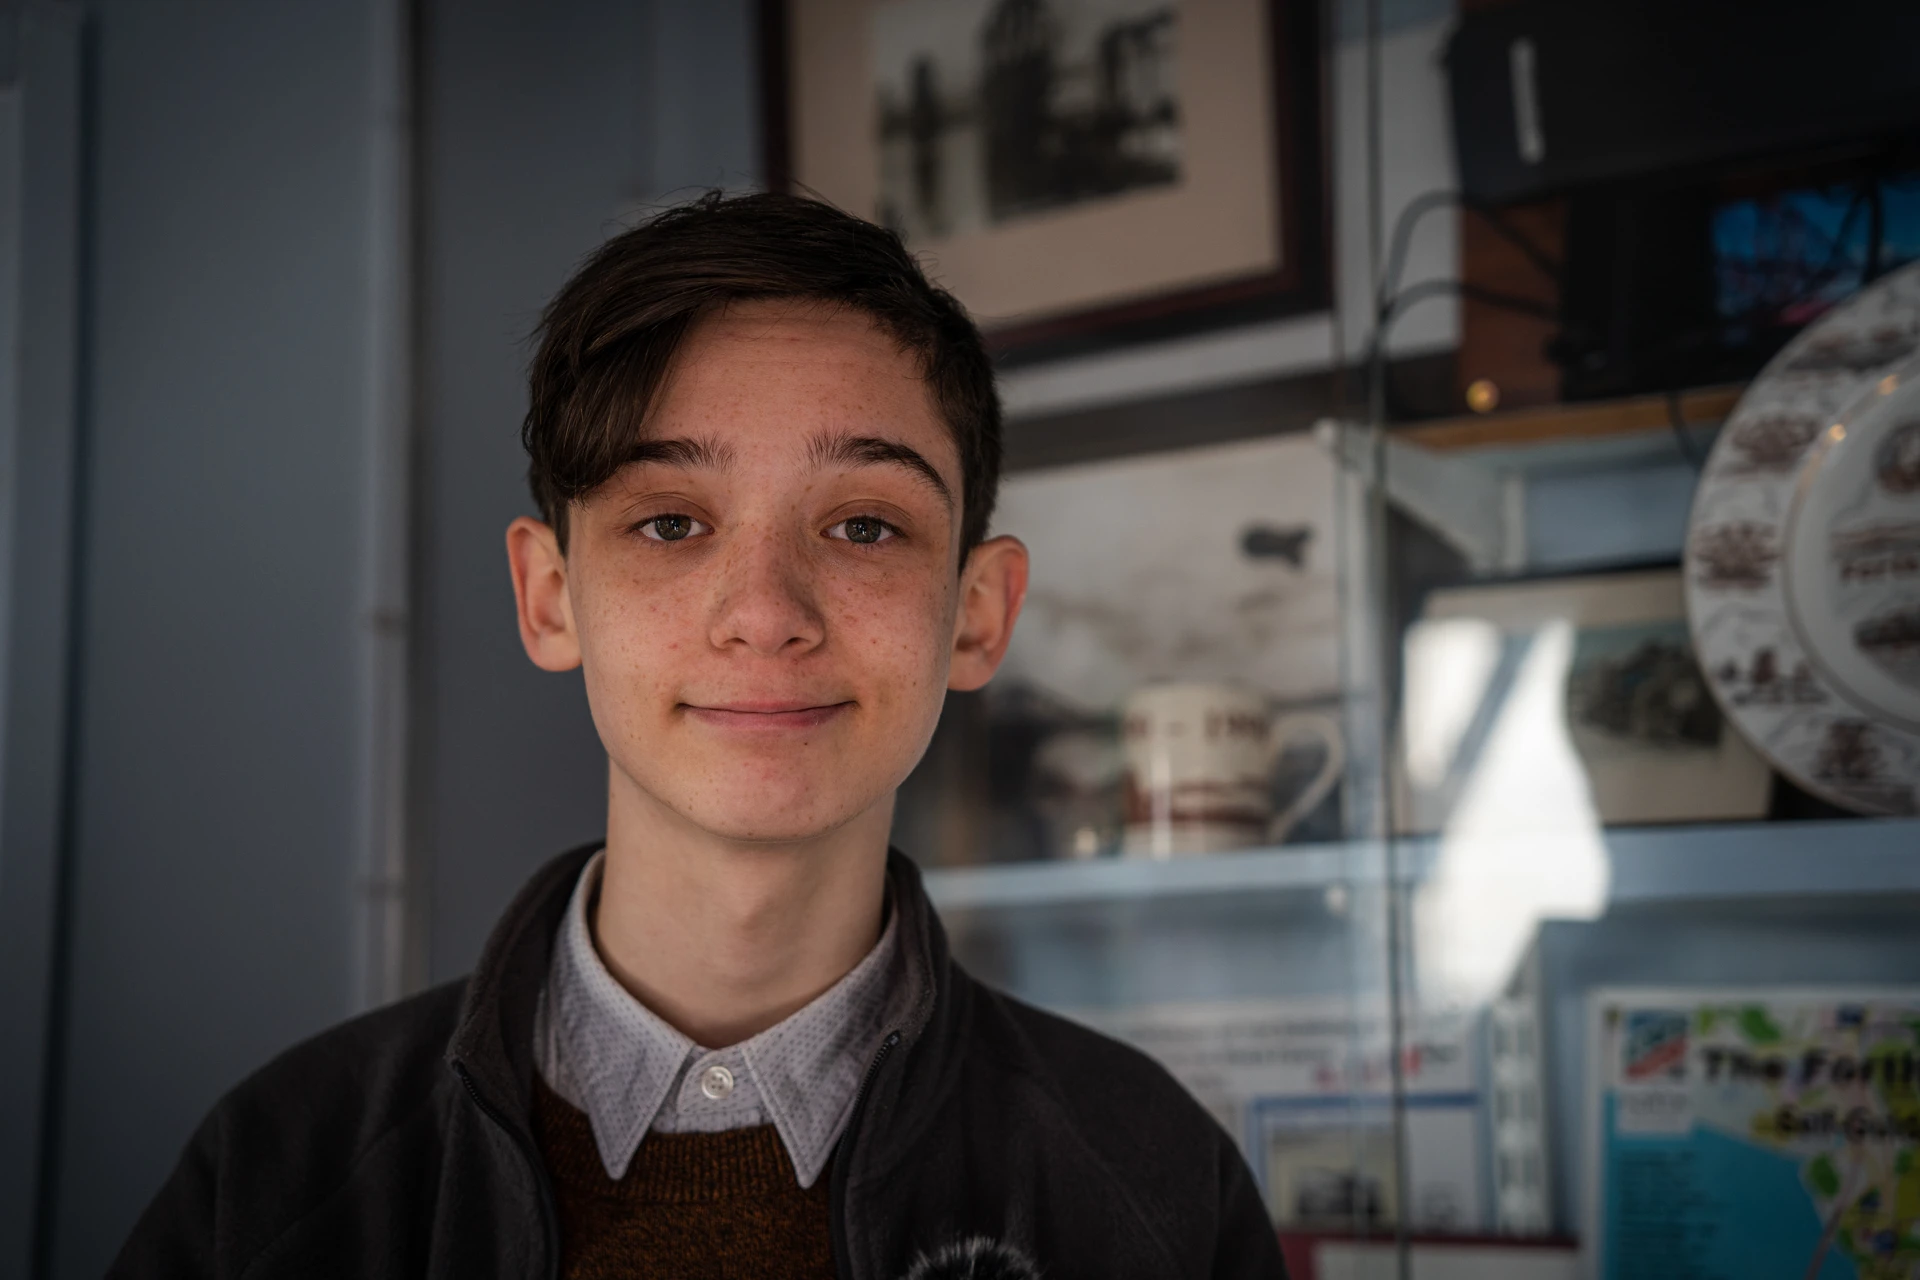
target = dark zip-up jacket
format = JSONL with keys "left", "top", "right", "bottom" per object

{"left": 110, "top": 845, "right": 1287, "bottom": 1279}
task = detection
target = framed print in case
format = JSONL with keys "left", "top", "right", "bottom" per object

{"left": 1394, "top": 566, "right": 1775, "bottom": 832}
{"left": 761, "top": 0, "right": 1327, "bottom": 361}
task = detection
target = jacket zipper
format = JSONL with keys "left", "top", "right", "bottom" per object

{"left": 453, "top": 1061, "right": 562, "bottom": 1280}
{"left": 831, "top": 1030, "right": 903, "bottom": 1280}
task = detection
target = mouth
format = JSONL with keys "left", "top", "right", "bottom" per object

{"left": 679, "top": 700, "right": 855, "bottom": 732}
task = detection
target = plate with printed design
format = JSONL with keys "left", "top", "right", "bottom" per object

{"left": 1685, "top": 261, "right": 1920, "bottom": 814}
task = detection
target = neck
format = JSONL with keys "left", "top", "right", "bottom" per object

{"left": 592, "top": 769, "right": 892, "bottom": 1048}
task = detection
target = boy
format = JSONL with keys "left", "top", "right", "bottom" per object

{"left": 114, "top": 193, "right": 1284, "bottom": 1279}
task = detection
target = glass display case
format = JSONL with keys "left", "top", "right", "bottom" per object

{"left": 877, "top": 5, "right": 1920, "bottom": 1270}
{"left": 891, "top": 379, "right": 1920, "bottom": 1276}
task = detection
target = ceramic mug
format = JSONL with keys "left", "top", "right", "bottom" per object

{"left": 1119, "top": 682, "right": 1345, "bottom": 858}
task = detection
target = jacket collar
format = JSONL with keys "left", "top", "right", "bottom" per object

{"left": 444, "top": 841, "right": 595, "bottom": 1127}
{"left": 444, "top": 841, "right": 957, "bottom": 1169}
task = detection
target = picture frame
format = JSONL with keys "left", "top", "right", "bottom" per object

{"left": 759, "top": 0, "right": 1328, "bottom": 364}
{"left": 1393, "top": 565, "right": 1775, "bottom": 832}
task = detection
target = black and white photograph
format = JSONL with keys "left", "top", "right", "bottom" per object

{"left": 1564, "top": 620, "right": 1725, "bottom": 756}
{"left": 873, "top": 0, "right": 1181, "bottom": 242}
{"left": 782, "top": 0, "right": 1320, "bottom": 342}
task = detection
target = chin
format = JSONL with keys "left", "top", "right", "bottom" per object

{"left": 663, "top": 762, "right": 891, "bottom": 846}
{"left": 688, "top": 799, "right": 875, "bottom": 845}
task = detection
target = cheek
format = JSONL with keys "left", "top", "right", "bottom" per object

{"left": 572, "top": 566, "right": 699, "bottom": 696}
{"left": 829, "top": 573, "right": 954, "bottom": 698}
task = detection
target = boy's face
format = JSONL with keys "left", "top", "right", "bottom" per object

{"left": 507, "top": 300, "right": 1027, "bottom": 846}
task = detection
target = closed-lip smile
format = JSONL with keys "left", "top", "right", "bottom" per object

{"left": 680, "top": 699, "right": 853, "bottom": 731}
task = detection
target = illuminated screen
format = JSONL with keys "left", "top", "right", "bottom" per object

{"left": 1713, "top": 175, "right": 1920, "bottom": 345}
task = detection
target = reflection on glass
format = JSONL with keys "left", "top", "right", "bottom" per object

{"left": 1401, "top": 616, "right": 1502, "bottom": 794}
{"left": 1415, "top": 618, "right": 1610, "bottom": 1006}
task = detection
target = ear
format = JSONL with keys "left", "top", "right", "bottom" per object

{"left": 948, "top": 535, "right": 1028, "bottom": 692}
{"left": 506, "top": 515, "right": 582, "bottom": 672}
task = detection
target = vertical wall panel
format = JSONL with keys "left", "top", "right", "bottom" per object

{"left": 0, "top": 5, "right": 82, "bottom": 1275}
{"left": 47, "top": 4, "right": 379, "bottom": 1273}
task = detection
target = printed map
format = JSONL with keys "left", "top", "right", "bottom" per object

{"left": 1592, "top": 990, "right": 1920, "bottom": 1280}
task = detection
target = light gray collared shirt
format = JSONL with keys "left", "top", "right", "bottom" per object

{"left": 532, "top": 851, "right": 900, "bottom": 1189}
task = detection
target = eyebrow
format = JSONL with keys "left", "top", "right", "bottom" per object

{"left": 807, "top": 432, "right": 955, "bottom": 507}
{"left": 614, "top": 435, "right": 735, "bottom": 471}
{"left": 612, "top": 431, "right": 953, "bottom": 507}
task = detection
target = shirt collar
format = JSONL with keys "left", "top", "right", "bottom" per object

{"left": 538, "top": 850, "right": 900, "bottom": 1188}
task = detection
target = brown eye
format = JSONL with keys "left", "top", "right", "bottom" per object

{"left": 640, "top": 514, "right": 707, "bottom": 542}
{"left": 829, "top": 516, "right": 896, "bottom": 546}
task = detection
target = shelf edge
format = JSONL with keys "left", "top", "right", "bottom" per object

{"left": 921, "top": 819, "right": 1919, "bottom": 912}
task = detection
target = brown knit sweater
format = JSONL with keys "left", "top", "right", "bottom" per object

{"left": 532, "top": 1076, "right": 837, "bottom": 1279}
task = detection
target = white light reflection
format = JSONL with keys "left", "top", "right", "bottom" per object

{"left": 1403, "top": 617, "right": 1503, "bottom": 789}
{"left": 1414, "top": 619, "right": 1611, "bottom": 1005}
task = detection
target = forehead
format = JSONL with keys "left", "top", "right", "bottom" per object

{"left": 653, "top": 299, "right": 944, "bottom": 447}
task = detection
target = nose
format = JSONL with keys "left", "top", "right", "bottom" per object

{"left": 706, "top": 523, "right": 827, "bottom": 657}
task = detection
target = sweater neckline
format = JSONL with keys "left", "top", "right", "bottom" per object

{"left": 533, "top": 1074, "right": 826, "bottom": 1205}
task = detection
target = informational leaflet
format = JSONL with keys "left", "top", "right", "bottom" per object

{"left": 1587, "top": 988, "right": 1920, "bottom": 1280}
{"left": 1072, "top": 998, "right": 1485, "bottom": 1232}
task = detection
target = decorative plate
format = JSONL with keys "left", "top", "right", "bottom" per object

{"left": 1685, "top": 261, "right": 1920, "bottom": 815}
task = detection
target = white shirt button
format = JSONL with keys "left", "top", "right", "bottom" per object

{"left": 699, "top": 1063, "right": 735, "bottom": 1100}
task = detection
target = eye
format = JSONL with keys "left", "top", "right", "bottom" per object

{"left": 637, "top": 513, "right": 709, "bottom": 542}
{"left": 827, "top": 515, "right": 898, "bottom": 546}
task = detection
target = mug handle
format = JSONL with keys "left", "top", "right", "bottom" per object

{"left": 1265, "top": 713, "right": 1346, "bottom": 845}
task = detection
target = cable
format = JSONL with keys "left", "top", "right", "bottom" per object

{"left": 1383, "top": 278, "right": 1558, "bottom": 326}
{"left": 1364, "top": 190, "right": 1564, "bottom": 421}
{"left": 1472, "top": 202, "right": 1563, "bottom": 283}
{"left": 1377, "top": 190, "right": 1562, "bottom": 323}
{"left": 1367, "top": 279, "right": 1559, "bottom": 420}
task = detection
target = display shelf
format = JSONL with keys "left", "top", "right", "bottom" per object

{"left": 1603, "top": 818, "right": 1920, "bottom": 903}
{"left": 1395, "top": 384, "right": 1744, "bottom": 452}
{"left": 921, "top": 818, "right": 1919, "bottom": 912}
{"left": 924, "top": 842, "right": 1384, "bottom": 911}
{"left": 1427, "top": 419, "right": 1718, "bottom": 478}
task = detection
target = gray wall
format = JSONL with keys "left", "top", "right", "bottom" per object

{"left": 34, "top": 3, "right": 389, "bottom": 1275}
{"left": 415, "top": 0, "right": 757, "bottom": 982}
{"left": 0, "top": 4, "right": 83, "bottom": 1275}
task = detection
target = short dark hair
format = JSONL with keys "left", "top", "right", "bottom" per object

{"left": 522, "top": 191, "right": 1002, "bottom": 556}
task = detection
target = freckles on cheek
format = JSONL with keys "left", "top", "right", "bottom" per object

{"left": 583, "top": 576, "right": 696, "bottom": 710}
{"left": 836, "top": 578, "right": 948, "bottom": 698}
{"left": 605, "top": 570, "right": 690, "bottom": 637}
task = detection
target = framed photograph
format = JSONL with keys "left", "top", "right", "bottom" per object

{"left": 1394, "top": 566, "right": 1775, "bottom": 832}
{"left": 760, "top": 0, "right": 1327, "bottom": 360}
{"left": 1072, "top": 998, "right": 1484, "bottom": 1232}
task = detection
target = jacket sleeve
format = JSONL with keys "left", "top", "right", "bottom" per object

{"left": 1213, "top": 1135, "right": 1290, "bottom": 1280}
{"left": 107, "top": 1111, "right": 231, "bottom": 1280}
